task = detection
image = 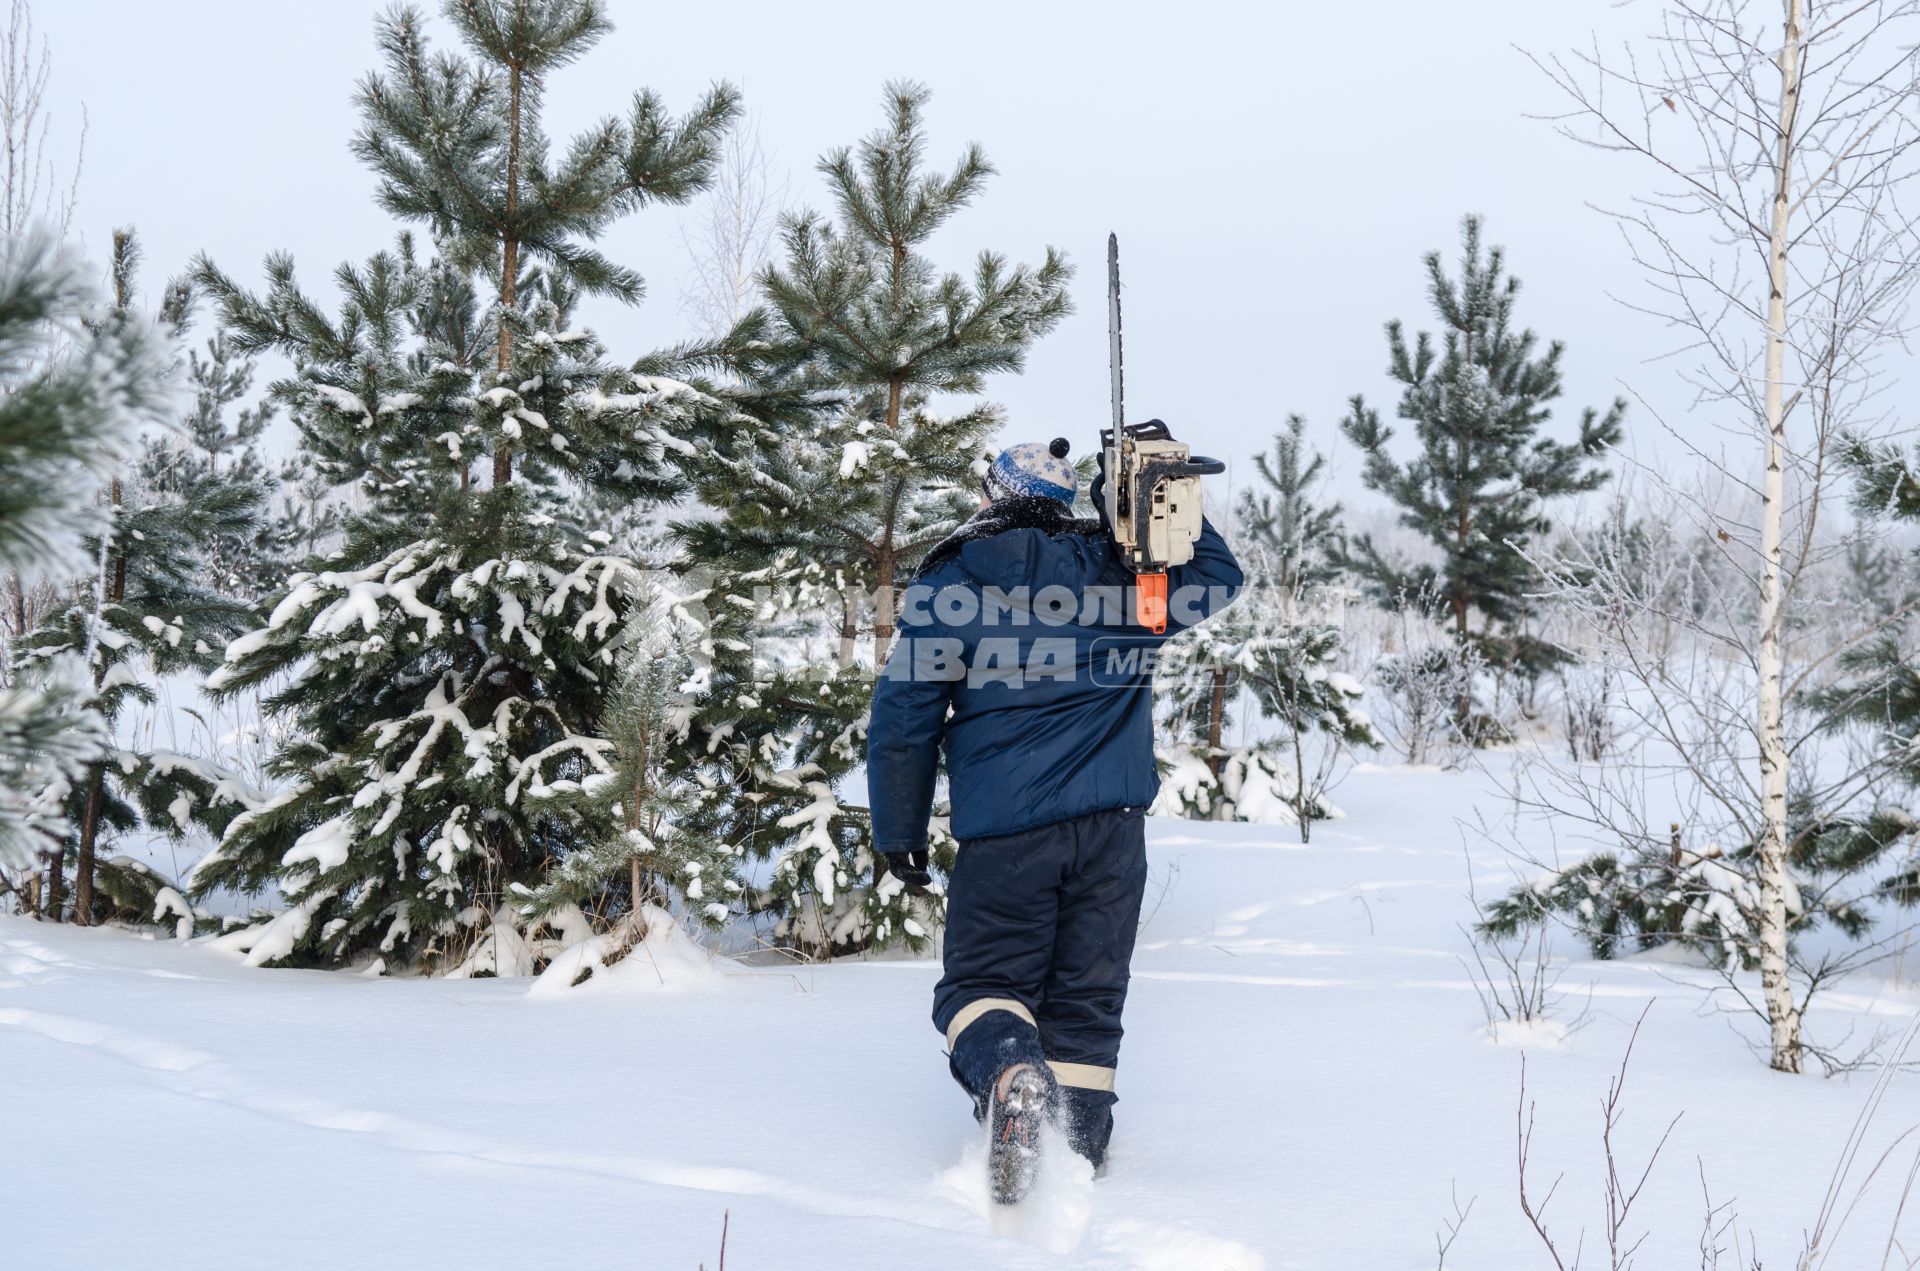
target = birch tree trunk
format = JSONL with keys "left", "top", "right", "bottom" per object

{"left": 1755, "top": 0, "right": 1804, "bottom": 1074}
{"left": 1523, "top": 0, "right": 1920, "bottom": 1070}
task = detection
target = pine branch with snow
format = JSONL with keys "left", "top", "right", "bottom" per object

{"left": 13, "top": 228, "right": 265, "bottom": 922}
{"left": 647, "top": 552, "right": 947, "bottom": 957}
{"left": 191, "top": 514, "right": 668, "bottom": 967}
{"left": 751, "top": 80, "right": 1072, "bottom": 662}
{"left": 522, "top": 586, "right": 744, "bottom": 953}
{"left": 0, "top": 231, "right": 173, "bottom": 887}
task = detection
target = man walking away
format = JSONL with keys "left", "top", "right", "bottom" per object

{"left": 868, "top": 431, "right": 1242, "bottom": 1202}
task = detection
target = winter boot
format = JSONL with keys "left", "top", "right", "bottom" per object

{"left": 988, "top": 1062, "right": 1057, "bottom": 1204}
{"left": 1057, "top": 1085, "right": 1116, "bottom": 1177}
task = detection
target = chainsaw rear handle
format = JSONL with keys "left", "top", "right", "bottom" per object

{"left": 1099, "top": 419, "right": 1226, "bottom": 481}
{"left": 1136, "top": 571, "right": 1169, "bottom": 635}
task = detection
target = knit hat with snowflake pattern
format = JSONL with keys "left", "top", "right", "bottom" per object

{"left": 984, "top": 437, "right": 1077, "bottom": 506}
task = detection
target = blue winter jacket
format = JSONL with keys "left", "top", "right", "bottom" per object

{"left": 867, "top": 503, "right": 1243, "bottom": 850}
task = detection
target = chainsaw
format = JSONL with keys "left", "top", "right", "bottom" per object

{"left": 1103, "top": 235, "right": 1225, "bottom": 634}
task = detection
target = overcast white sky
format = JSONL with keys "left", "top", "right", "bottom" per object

{"left": 41, "top": 0, "right": 1697, "bottom": 507}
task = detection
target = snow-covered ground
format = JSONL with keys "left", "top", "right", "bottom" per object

{"left": 6, "top": 758, "right": 1920, "bottom": 1269}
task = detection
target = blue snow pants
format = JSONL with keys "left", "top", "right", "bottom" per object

{"left": 931, "top": 805, "right": 1150, "bottom": 1167}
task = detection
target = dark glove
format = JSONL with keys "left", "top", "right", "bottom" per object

{"left": 1090, "top": 449, "right": 1111, "bottom": 532}
{"left": 883, "top": 849, "right": 933, "bottom": 892}
{"left": 1094, "top": 420, "right": 1176, "bottom": 532}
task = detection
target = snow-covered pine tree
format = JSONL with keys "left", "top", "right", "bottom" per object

{"left": 1236, "top": 422, "right": 1390, "bottom": 821}
{"left": 15, "top": 229, "right": 264, "bottom": 925}
{"left": 354, "top": 0, "right": 738, "bottom": 489}
{"left": 0, "top": 230, "right": 169, "bottom": 901}
{"left": 1237, "top": 415, "right": 1345, "bottom": 594}
{"left": 1339, "top": 215, "right": 1622, "bottom": 731}
{"left": 185, "top": 2, "right": 739, "bottom": 971}
{"left": 749, "top": 80, "right": 1073, "bottom": 662}
{"left": 1807, "top": 435, "right": 1920, "bottom": 902}
{"left": 1239, "top": 592, "right": 1377, "bottom": 836}
{"left": 672, "top": 82, "right": 1072, "bottom": 955}
{"left": 137, "top": 281, "right": 312, "bottom": 602}
{"left": 1476, "top": 797, "right": 1904, "bottom": 969}
{"left": 521, "top": 579, "right": 744, "bottom": 985}
{"left": 191, "top": 240, "right": 731, "bottom": 971}
{"left": 671, "top": 548, "right": 946, "bottom": 957}
{"left": 1159, "top": 422, "right": 1376, "bottom": 836}
{"left": 1174, "top": 413, "right": 1350, "bottom": 783}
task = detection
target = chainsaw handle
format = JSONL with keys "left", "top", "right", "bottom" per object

{"left": 1137, "top": 453, "right": 1225, "bottom": 481}
{"left": 1100, "top": 418, "right": 1174, "bottom": 450}
{"left": 1099, "top": 420, "right": 1225, "bottom": 479}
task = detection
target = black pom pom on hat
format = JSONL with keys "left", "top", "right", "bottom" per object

{"left": 1048, "top": 437, "right": 1071, "bottom": 459}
